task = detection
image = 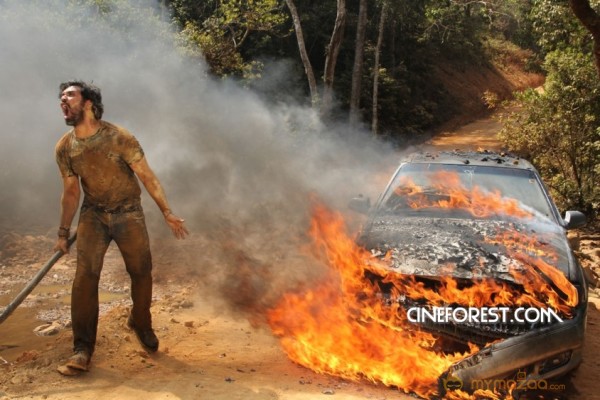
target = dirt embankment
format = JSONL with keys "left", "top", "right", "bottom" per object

{"left": 433, "top": 45, "right": 545, "bottom": 133}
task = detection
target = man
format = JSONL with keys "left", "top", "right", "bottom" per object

{"left": 54, "top": 81, "right": 188, "bottom": 375}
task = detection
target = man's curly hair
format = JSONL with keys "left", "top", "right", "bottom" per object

{"left": 59, "top": 80, "right": 104, "bottom": 120}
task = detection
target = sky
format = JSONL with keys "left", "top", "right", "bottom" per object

{"left": 0, "top": 0, "right": 404, "bottom": 314}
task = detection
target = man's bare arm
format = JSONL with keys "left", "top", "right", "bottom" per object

{"left": 130, "top": 157, "right": 188, "bottom": 239}
{"left": 54, "top": 175, "right": 80, "bottom": 253}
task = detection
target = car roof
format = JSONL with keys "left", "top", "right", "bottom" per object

{"left": 402, "top": 150, "right": 536, "bottom": 171}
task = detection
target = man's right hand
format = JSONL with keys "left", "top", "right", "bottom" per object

{"left": 54, "top": 237, "right": 70, "bottom": 254}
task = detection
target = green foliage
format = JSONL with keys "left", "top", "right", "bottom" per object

{"left": 172, "top": 0, "right": 287, "bottom": 79}
{"left": 499, "top": 49, "right": 600, "bottom": 215}
{"left": 177, "top": 20, "right": 247, "bottom": 76}
{"left": 529, "top": 0, "right": 590, "bottom": 54}
{"left": 168, "top": 0, "right": 538, "bottom": 132}
{"left": 488, "top": 0, "right": 535, "bottom": 46}
{"left": 220, "top": 0, "right": 287, "bottom": 40}
{"left": 422, "top": 0, "right": 490, "bottom": 60}
{"left": 501, "top": 0, "right": 600, "bottom": 217}
{"left": 166, "top": 0, "right": 218, "bottom": 26}
{"left": 424, "top": 1, "right": 474, "bottom": 46}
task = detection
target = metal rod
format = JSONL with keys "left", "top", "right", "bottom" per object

{"left": 0, "top": 232, "right": 77, "bottom": 325}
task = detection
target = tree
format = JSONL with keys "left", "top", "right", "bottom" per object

{"left": 218, "top": 0, "right": 287, "bottom": 50}
{"left": 283, "top": 0, "right": 346, "bottom": 116}
{"left": 285, "top": 0, "right": 319, "bottom": 106}
{"left": 166, "top": 0, "right": 549, "bottom": 137}
{"left": 175, "top": 0, "right": 287, "bottom": 78}
{"left": 499, "top": 49, "right": 600, "bottom": 215}
{"left": 349, "top": 0, "right": 367, "bottom": 126}
{"left": 321, "top": 0, "right": 347, "bottom": 117}
{"left": 569, "top": 0, "right": 600, "bottom": 77}
{"left": 371, "top": 1, "right": 387, "bottom": 135}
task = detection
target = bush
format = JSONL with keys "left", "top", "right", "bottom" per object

{"left": 499, "top": 49, "right": 600, "bottom": 216}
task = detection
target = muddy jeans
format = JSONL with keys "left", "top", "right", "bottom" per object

{"left": 72, "top": 206, "right": 153, "bottom": 355}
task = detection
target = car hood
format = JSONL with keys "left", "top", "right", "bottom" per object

{"left": 359, "top": 215, "right": 571, "bottom": 283}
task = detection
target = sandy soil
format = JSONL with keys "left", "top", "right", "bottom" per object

{"left": 0, "top": 235, "right": 417, "bottom": 400}
{"left": 424, "top": 117, "right": 505, "bottom": 152}
{"left": 1, "top": 118, "right": 599, "bottom": 400}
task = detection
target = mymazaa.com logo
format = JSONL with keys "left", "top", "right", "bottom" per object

{"left": 470, "top": 370, "right": 566, "bottom": 392}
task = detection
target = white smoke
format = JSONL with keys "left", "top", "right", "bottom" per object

{"left": 0, "top": 0, "right": 400, "bottom": 232}
{"left": 0, "top": 0, "right": 403, "bottom": 311}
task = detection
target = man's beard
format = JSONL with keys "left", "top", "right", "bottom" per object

{"left": 65, "top": 107, "right": 84, "bottom": 126}
{"left": 63, "top": 99, "right": 85, "bottom": 126}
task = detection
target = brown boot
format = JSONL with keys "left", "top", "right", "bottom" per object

{"left": 127, "top": 316, "right": 159, "bottom": 352}
{"left": 65, "top": 351, "right": 90, "bottom": 371}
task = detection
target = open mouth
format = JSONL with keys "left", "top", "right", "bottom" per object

{"left": 61, "top": 104, "right": 70, "bottom": 118}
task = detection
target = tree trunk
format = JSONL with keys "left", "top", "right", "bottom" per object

{"left": 349, "top": 0, "right": 368, "bottom": 126}
{"left": 321, "top": 0, "right": 347, "bottom": 117}
{"left": 569, "top": 0, "right": 600, "bottom": 77}
{"left": 285, "top": 0, "right": 319, "bottom": 107}
{"left": 371, "top": 2, "right": 387, "bottom": 135}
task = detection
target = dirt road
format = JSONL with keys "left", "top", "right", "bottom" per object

{"left": 0, "top": 236, "right": 416, "bottom": 400}
{"left": 1, "top": 119, "right": 599, "bottom": 400}
{"left": 424, "top": 118, "right": 504, "bottom": 151}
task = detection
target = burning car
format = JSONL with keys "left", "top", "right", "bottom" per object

{"left": 349, "top": 150, "right": 588, "bottom": 396}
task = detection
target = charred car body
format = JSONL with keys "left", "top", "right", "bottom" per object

{"left": 350, "top": 151, "right": 588, "bottom": 396}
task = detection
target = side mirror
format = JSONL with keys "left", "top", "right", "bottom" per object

{"left": 564, "top": 210, "right": 586, "bottom": 229}
{"left": 348, "top": 195, "right": 371, "bottom": 214}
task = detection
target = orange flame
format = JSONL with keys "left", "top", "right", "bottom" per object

{"left": 268, "top": 203, "right": 469, "bottom": 398}
{"left": 267, "top": 197, "right": 577, "bottom": 399}
{"left": 393, "top": 172, "right": 532, "bottom": 219}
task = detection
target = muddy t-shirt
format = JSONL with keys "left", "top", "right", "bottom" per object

{"left": 55, "top": 121, "right": 144, "bottom": 211}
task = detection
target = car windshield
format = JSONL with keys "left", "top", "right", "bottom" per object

{"left": 379, "top": 163, "right": 555, "bottom": 221}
